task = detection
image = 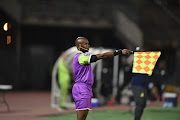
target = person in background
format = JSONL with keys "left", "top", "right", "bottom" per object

{"left": 131, "top": 47, "right": 149, "bottom": 120}
{"left": 58, "top": 52, "right": 71, "bottom": 110}
{"left": 152, "top": 60, "right": 167, "bottom": 101}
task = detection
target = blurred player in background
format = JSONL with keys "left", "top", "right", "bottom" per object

{"left": 152, "top": 60, "right": 167, "bottom": 101}
{"left": 58, "top": 52, "right": 71, "bottom": 110}
{"left": 72, "top": 36, "right": 132, "bottom": 120}
{"left": 131, "top": 47, "right": 149, "bottom": 120}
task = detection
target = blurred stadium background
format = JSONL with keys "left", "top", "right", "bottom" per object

{"left": 0, "top": 0, "right": 180, "bottom": 120}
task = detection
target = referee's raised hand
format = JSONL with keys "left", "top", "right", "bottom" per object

{"left": 122, "top": 49, "right": 133, "bottom": 55}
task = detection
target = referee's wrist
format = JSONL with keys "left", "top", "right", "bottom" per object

{"left": 114, "top": 49, "right": 122, "bottom": 56}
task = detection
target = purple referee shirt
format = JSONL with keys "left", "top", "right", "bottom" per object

{"left": 73, "top": 51, "right": 94, "bottom": 86}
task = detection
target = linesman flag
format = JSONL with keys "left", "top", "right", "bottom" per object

{"left": 132, "top": 51, "right": 161, "bottom": 76}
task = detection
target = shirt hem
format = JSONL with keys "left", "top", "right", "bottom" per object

{"left": 76, "top": 108, "right": 92, "bottom": 111}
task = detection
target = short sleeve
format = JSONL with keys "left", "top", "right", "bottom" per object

{"left": 78, "top": 53, "right": 92, "bottom": 65}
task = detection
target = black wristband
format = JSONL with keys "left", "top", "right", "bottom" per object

{"left": 90, "top": 55, "right": 98, "bottom": 63}
{"left": 114, "top": 49, "right": 122, "bottom": 56}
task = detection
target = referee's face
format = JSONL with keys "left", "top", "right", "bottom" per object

{"left": 81, "top": 39, "right": 90, "bottom": 52}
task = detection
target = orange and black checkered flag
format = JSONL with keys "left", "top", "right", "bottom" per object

{"left": 132, "top": 51, "right": 161, "bottom": 76}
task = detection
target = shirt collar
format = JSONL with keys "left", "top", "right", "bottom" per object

{"left": 77, "top": 50, "right": 83, "bottom": 53}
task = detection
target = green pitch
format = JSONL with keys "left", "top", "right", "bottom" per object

{"left": 40, "top": 105, "right": 180, "bottom": 120}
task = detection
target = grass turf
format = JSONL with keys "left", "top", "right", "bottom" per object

{"left": 40, "top": 105, "right": 180, "bottom": 120}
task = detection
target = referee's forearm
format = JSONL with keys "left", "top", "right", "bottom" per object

{"left": 96, "top": 52, "right": 114, "bottom": 59}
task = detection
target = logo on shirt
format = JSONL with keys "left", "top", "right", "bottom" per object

{"left": 140, "top": 92, "right": 144, "bottom": 97}
{"left": 84, "top": 53, "right": 90, "bottom": 56}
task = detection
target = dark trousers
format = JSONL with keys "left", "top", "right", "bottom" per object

{"left": 131, "top": 86, "right": 147, "bottom": 120}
